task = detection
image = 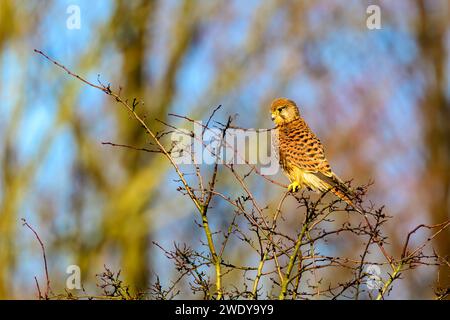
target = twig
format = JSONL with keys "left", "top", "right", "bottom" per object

{"left": 22, "top": 218, "right": 51, "bottom": 299}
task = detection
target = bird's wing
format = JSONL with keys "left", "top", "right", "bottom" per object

{"left": 279, "top": 121, "right": 354, "bottom": 197}
{"left": 279, "top": 122, "right": 332, "bottom": 175}
{"left": 313, "top": 171, "right": 355, "bottom": 197}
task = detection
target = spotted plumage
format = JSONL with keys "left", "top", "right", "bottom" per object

{"left": 270, "top": 98, "right": 355, "bottom": 205}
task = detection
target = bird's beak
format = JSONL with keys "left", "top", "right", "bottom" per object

{"left": 271, "top": 113, "right": 276, "bottom": 121}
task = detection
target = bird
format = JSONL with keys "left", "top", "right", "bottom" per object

{"left": 270, "top": 97, "right": 356, "bottom": 206}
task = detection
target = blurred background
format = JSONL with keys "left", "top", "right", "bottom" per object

{"left": 0, "top": 0, "right": 449, "bottom": 299}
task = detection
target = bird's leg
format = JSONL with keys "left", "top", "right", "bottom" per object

{"left": 288, "top": 181, "right": 300, "bottom": 193}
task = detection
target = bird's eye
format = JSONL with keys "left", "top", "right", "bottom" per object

{"left": 277, "top": 107, "right": 284, "bottom": 112}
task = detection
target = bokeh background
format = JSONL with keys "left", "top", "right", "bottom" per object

{"left": 0, "top": 0, "right": 449, "bottom": 299}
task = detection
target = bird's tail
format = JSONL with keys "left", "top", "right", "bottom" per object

{"left": 313, "top": 172, "right": 361, "bottom": 212}
{"left": 329, "top": 179, "right": 363, "bottom": 213}
{"left": 330, "top": 186, "right": 354, "bottom": 207}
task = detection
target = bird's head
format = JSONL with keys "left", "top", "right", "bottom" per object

{"left": 270, "top": 98, "right": 300, "bottom": 125}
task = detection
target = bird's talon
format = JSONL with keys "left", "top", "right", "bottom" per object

{"left": 288, "top": 182, "right": 300, "bottom": 193}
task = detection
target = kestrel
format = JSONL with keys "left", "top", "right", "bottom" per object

{"left": 270, "top": 98, "right": 355, "bottom": 205}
